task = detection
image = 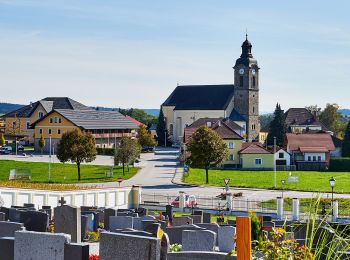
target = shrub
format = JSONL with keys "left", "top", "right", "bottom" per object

{"left": 169, "top": 244, "right": 182, "bottom": 252}
{"left": 329, "top": 158, "right": 350, "bottom": 171}
{"left": 249, "top": 211, "right": 262, "bottom": 243}
{"left": 96, "top": 148, "right": 115, "bottom": 156}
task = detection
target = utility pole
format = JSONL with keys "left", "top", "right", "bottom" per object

{"left": 274, "top": 136, "right": 277, "bottom": 188}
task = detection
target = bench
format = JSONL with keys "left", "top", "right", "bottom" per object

{"left": 9, "top": 169, "right": 32, "bottom": 181}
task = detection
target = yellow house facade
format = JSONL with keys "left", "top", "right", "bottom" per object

{"left": 239, "top": 142, "right": 274, "bottom": 170}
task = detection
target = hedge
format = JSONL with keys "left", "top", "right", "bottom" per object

{"left": 96, "top": 148, "right": 115, "bottom": 156}
{"left": 329, "top": 158, "right": 350, "bottom": 172}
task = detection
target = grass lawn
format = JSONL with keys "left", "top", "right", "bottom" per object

{"left": 259, "top": 198, "right": 350, "bottom": 216}
{"left": 0, "top": 160, "right": 138, "bottom": 184}
{"left": 183, "top": 168, "right": 350, "bottom": 193}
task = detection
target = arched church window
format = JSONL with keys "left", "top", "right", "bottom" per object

{"left": 252, "top": 76, "right": 256, "bottom": 87}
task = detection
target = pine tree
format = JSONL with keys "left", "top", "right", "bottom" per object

{"left": 342, "top": 121, "right": 350, "bottom": 157}
{"left": 266, "top": 103, "right": 287, "bottom": 146}
{"left": 156, "top": 108, "right": 168, "bottom": 146}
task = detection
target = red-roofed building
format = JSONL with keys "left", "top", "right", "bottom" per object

{"left": 125, "top": 115, "right": 146, "bottom": 127}
{"left": 286, "top": 133, "right": 335, "bottom": 170}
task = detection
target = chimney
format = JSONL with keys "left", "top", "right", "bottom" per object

{"left": 218, "top": 120, "right": 221, "bottom": 127}
{"left": 207, "top": 122, "right": 212, "bottom": 128}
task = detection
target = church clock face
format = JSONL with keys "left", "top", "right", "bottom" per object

{"left": 239, "top": 68, "right": 245, "bottom": 75}
{"left": 252, "top": 69, "right": 256, "bottom": 75}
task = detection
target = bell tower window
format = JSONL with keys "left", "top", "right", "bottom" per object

{"left": 240, "top": 76, "right": 243, "bottom": 87}
{"left": 252, "top": 76, "right": 256, "bottom": 88}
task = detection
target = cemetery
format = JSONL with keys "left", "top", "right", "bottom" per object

{"left": 1, "top": 186, "right": 350, "bottom": 259}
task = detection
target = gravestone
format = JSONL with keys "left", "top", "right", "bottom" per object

{"left": 262, "top": 215, "right": 272, "bottom": 221}
{"left": 165, "top": 224, "right": 206, "bottom": 244}
{"left": 99, "top": 232, "right": 160, "bottom": 260}
{"left": 158, "top": 220, "right": 167, "bottom": 230}
{"left": 119, "top": 230, "right": 153, "bottom": 237}
{"left": 142, "top": 220, "right": 156, "bottom": 231}
{"left": 104, "top": 208, "right": 116, "bottom": 231}
{"left": 0, "top": 207, "right": 10, "bottom": 220}
{"left": 0, "top": 237, "right": 15, "bottom": 260}
{"left": 81, "top": 215, "right": 89, "bottom": 240}
{"left": 54, "top": 205, "right": 81, "bottom": 243}
{"left": 218, "top": 226, "right": 236, "bottom": 252}
{"left": 81, "top": 213, "right": 94, "bottom": 232}
{"left": 197, "top": 223, "right": 220, "bottom": 245}
{"left": 227, "top": 220, "right": 236, "bottom": 226}
{"left": 188, "top": 215, "right": 202, "bottom": 224}
{"left": 20, "top": 210, "right": 49, "bottom": 232}
{"left": 64, "top": 243, "right": 90, "bottom": 260}
{"left": 42, "top": 206, "right": 52, "bottom": 220}
{"left": 14, "top": 231, "right": 71, "bottom": 260}
{"left": 172, "top": 216, "right": 193, "bottom": 226}
{"left": 135, "top": 207, "right": 147, "bottom": 217}
{"left": 0, "top": 221, "right": 24, "bottom": 237}
{"left": 203, "top": 212, "right": 211, "bottom": 223}
{"left": 182, "top": 230, "right": 216, "bottom": 251}
{"left": 109, "top": 216, "right": 133, "bottom": 231}
{"left": 133, "top": 217, "right": 143, "bottom": 230}
{"left": 0, "top": 212, "right": 5, "bottom": 221}
{"left": 23, "top": 203, "right": 35, "bottom": 208}
{"left": 144, "top": 223, "right": 161, "bottom": 237}
{"left": 193, "top": 210, "right": 203, "bottom": 216}
{"left": 8, "top": 208, "right": 22, "bottom": 223}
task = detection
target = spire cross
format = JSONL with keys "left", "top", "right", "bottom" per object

{"left": 245, "top": 28, "right": 248, "bottom": 40}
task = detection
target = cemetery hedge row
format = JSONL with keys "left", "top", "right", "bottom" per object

{"left": 329, "top": 158, "right": 350, "bottom": 172}
{"left": 96, "top": 148, "right": 115, "bottom": 156}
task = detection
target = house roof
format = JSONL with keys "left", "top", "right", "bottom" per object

{"left": 239, "top": 142, "right": 271, "bottom": 154}
{"left": 229, "top": 109, "right": 246, "bottom": 122}
{"left": 286, "top": 133, "right": 335, "bottom": 152}
{"left": 125, "top": 115, "right": 145, "bottom": 127}
{"left": 162, "top": 84, "right": 235, "bottom": 110}
{"left": 3, "top": 97, "right": 91, "bottom": 118}
{"left": 183, "top": 118, "right": 243, "bottom": 143}
{"left": 284, "top": 108, "right": 329, "bottom": 131}
{"left": 299, "top": 147, "right": 329, "bottom": 153}
{"left": 32, "top": 109, "right": 139, "bottom": 130}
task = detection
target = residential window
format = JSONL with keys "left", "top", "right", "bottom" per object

{"left": 57, "top": 129, "right": 61, "bottom": 135}
{"left": 279, "top": 152, "right": 284, "bottom": 159}
{"left": 318, "top": 156, "right": 322, "bottom": 161}
{"left": 48, "top": 129, "right": 52, "bottom": 135}
{"left": 308, "top": 156, "right": 311, "bottom": 161}
{"left": 228, "top": 142, "right": 235, "bottom": 149}
{"left": 58, "top": 118, "right": 62, "bottom": 123}
{"left": 38, "top": 112, "right": 44, "bottom": 119}
{"left": 26, "top": 122, "right": 30, "bottom": 129}
{"left": 229, "top": 154, "right": 234, "bottom": 161}
{"left": 54, "top": 117, "right": 58, "bottom": 123}
{"left": 39, "top": 129, "right": 43, "bottom": 134}
{"left": 255, "top": 158, "right": 262, "bottom": 165}
{"left": 12, "top": 121, "right": 17, "bottom": 129}
{"left": 240, "top": 76, "right": 243, "bottom": 87}
{"left": 313, "top": 156, "right": 316, "bottom": 161}
{"left": 50, "top": 118, "right": 53, "bottom": 123}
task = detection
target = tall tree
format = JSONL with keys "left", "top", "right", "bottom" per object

{"left": 119, "top": 108, "right": 157, "bottom": 127}
{"left": 342, "top": 121, "right": 350, "bottom": 157}
{"left": 186, "top": 126, "right": 229, "bottom": 184}
{"left": 266, "top": 103, "right": 287, "bottom": 146}
{"left": 114, "top": 137, "right": 141, "bottom": 175}
{"left": 0, "top": 133, "right": 5, "bottom": 147}
{"left": 156, "top": 109, "right": 168, "bottom": 146}
{"left": 138, "top": 125, "right": 157, "bottom": 147}
{"left": 57, "top": 129, "right": 97, "bottom": 181}
{"left": 319, "top": 103, "right": 344, "bottom": 138}
{"left": 39, "top": 135, "right": 45, "bottom": 155}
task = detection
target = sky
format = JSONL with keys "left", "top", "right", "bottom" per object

{"left": 0, "top": 1, "right": 349, "bottom": 112}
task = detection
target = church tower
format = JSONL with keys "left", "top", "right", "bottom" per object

{"left": 233, "top": 35, "right": 260, "bottom": 141}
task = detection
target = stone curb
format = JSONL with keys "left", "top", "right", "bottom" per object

{"left": 171, "top": 166, "right": 198, "bottom": 187}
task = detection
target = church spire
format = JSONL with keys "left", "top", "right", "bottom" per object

{"left": 241, "top": 34, "right": 253, "bottom": 58}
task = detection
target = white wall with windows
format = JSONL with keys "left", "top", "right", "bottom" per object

{"left": 304, "top": 152, "right": 325, "bottom": 161}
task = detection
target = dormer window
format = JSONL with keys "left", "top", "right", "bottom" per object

{"left": 38, "top": 112, "right": 44, "bottom": 119}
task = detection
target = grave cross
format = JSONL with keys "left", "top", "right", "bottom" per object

{"left": 58, "top": 197, "right": 66, "bottom": 206}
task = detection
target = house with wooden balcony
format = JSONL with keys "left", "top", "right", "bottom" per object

{"left": 31, "top": 109, "right": 139, "bottom": 153}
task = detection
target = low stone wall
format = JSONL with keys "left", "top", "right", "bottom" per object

{"left": 167, "top": 251, "right": 236, "bottom": 260}
{"left": 0, "top": 186, "right": 133, "bottom": 209}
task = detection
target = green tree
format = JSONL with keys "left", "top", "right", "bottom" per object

{"left": 156, "top": 109, "right": 168, "bottom": 146}
{"left": 267, "top": 103, "right": 287, "bottom": 146}
{"left": 119, "top": 108, "right": 157, "bottom": 127}
{"left": 319, "top": 103, "right": 344, "bottom": 137}
{"left": 39, "top": 135, "right": 45, "bottom": 155}
{"left": 0, "top": 133, "right": 5, "bottom": 147}
{"left": 138, "top": 125, "right": 157, "bottom": 147}
{"left": 57, "top": 129, "right": 97, "bottom": 181}
{"left": 114, "top": 137, "right": 141, "bottom": 175}
{"left": 342, "top": 121, "right": 350, "bottom": 157}
{"left": 186, "top": 126, "right": 229, "bottom": 184}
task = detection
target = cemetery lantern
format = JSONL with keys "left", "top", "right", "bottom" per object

{"left": 329, "top": 176, "right": 336, "bottom": 217}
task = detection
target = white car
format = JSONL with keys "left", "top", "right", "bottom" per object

{"left": 0, "top": 146, "right": 13, "bottom": 154}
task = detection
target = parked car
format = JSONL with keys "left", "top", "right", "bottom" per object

{"left": 0, "top": 146, "right": 13, "bottom": 154}
{"left": 171, "top": 195, "right": 197, "bottom": 208}
{"left": 141, "top": 146, "right": 155, "bottom": 152}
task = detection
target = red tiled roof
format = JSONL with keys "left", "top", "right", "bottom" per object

{"left": 299, "top": 147, "right": 329, "bottom": 153}
{"left": 239, "top": 142, "right": 271, "bottom": 154}
{"left": 286, "top": 133, "right": 335, "bottom": 152}
{"left": 126, "top": 115, "right": 146, "bottom": 127}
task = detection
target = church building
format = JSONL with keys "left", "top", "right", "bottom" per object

{"left": 162, "top": 35, "right": 260, "bottom": 144}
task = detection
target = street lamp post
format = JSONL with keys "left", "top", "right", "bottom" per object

{"left": 329, "top": 176, "right": 336, "bottom": 218}
{"left": 48, "top": 135, "right": 52, "bottom": 182}
{"left": 274, "top": 136, "right": 277, "bottom": 188}
{"left": 281, "top": 180, "right": 285, "bottom": 198}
